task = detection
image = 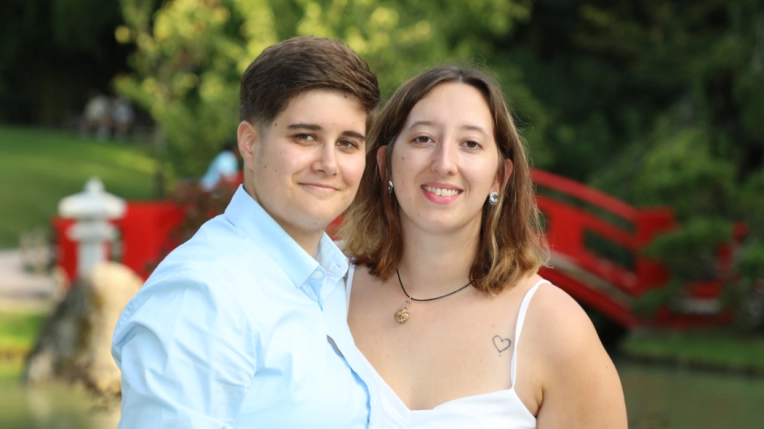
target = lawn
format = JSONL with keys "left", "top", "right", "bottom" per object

{"left": 0, "top": 127, "right": 160, "bottom": 248}
{"left": 0, "top": 311, "right": 46, "bottom": 357}
{"left": 620, "top": 328, "right": 764, "bottom": 372}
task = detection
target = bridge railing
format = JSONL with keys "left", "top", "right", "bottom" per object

{"left": 532, "top": 169, "right": 676, "bottom": 296}
{"left": 531, "top": 169, "right": 745, "bottom": 328}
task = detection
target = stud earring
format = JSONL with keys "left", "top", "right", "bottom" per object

{"left": 388, "top": 180, "right": 394, "bottom": 194}
{"left": 488, "top": 191, "right": 499, "bottom": 206}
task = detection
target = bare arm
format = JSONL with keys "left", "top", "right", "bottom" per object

{"left": 532, "top": 286, "right": 628, "bottom": 429}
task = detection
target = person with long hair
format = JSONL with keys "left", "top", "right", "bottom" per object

{"left": 341, "top": 66, "right": 627, "bottom": 428}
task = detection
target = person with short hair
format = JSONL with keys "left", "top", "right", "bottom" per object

{"left": 341, "top": 66, "right": 628, "bottom": 428}
{"left": 112, "top": 36, "right": 381, "bottom": 428}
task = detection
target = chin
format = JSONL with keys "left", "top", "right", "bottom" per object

{"left": 420, "top": 216, "right": 479, "bottom": 234}
{"left": 300, "top": 208, "right": 344, "bottom": 229}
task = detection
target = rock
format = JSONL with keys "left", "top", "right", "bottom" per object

{"left": 24, "top": 262, "right": 142, "bottom": 399}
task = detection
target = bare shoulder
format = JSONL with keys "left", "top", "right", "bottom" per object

{"left": 523, "top": 279, "right": 600, "bottom": 359}
{"left": 522, "top": 278, "right": 628, "bottom": 429}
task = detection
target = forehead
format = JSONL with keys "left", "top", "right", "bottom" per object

{"left": 404, "top": 83, "right": 493, "bottom": 132}
{"left": 273, "top": 89, "right": 367, "bottom": 129}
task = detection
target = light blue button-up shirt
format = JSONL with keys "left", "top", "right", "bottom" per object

{"left": 112, "top": 186, "right": 379, "bottom": 428}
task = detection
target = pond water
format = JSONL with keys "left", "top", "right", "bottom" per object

{"left": 0, "top": 360, "right": 762, "bottom": 428}
{"left": 618, "top": 360, "right": 764, "bottom": 429}
{"left": 0, "top": 377, "right": 119, "bottom": 429}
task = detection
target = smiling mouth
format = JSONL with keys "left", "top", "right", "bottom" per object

{"left": 422, "top": 185, "right": 462, "bottom": 197}
{"left": 301, "top": 183, "right": 338, "bottom": 191}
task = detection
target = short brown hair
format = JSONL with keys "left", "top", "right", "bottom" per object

{"left": 340, "top": 65, "right": 548, "bottom": 295}
{"left": 239, "top": 36, "right": 380, "bottom": 130}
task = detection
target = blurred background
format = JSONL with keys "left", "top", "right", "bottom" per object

{"left": 1, "top": 0, "right": 763, "bottom": 428}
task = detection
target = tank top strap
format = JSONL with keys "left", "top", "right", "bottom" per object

{"left": 510, "top": 279, "right": 549, "bottom": 387}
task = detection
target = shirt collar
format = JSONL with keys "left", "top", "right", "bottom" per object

{"left": 224, "top": 185, "right": 348, "bottom": 288}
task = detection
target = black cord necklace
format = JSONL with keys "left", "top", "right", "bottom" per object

{"left": 393, "top": 269, "right": 472, "bottom": 324}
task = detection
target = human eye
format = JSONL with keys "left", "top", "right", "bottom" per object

{"left": 337, "top": 139, "right": 360, "bottom": 150}
{"left": 462, "top": 140, "right": 482, "bottom": 149}
{"left": 294, "top": 133, "right": 316, "bottom": 144}
{"left": 412, "top": 135, "right": 434, "bottom": 144}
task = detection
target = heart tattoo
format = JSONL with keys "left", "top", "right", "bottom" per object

{"left": 493, "top": 335, "right": 511, "bottom": 354}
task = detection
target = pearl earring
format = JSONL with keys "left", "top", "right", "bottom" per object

{"left": 488, "top": 191, "right": 499, "bottom": 206}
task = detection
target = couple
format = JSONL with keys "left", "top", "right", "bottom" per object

{"left": 112, "top": 36, "right": 627, "bottom": 428}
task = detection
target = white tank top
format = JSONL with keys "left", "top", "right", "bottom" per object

{"left": 347, "top": 264, "right": 545, "bottom": 429}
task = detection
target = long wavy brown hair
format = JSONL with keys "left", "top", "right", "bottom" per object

{"left": 340, "top": 65, "right": 548, "bottom": 295}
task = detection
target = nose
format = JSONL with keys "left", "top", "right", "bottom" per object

{"left": 431, "top": 141, "right": 457, "bottom": 176}
{"left": 314, "top": 142, "right": 339, "bottom": 176}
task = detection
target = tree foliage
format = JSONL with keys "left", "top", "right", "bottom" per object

{"left": 0, "top": 0, "right": 129, "bottom": 123}
{"left": 521, "top": 0, "right": 764, "bottom": 324}
{"left": 111, "top": 0, "right": 764, "bottom": 327}
{"left": 115, "top": 0, "right": 539, "bottom": 176}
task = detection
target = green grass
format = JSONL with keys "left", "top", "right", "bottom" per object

{"left": 0, "top": 127, "right": 159, "bottom": 248}
{"left": 0, "top": 311, "right": 47, "bottom": 354}
{"left": 621, "top": 328, "right": 764, "bottom": 371}
{"left": 0, "top": 310, "right": 47, "bottom": 383}
{"left": 0, "top": 359, "right": 24, "bottom": 382}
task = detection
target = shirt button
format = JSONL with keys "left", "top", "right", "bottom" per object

{"left": 313, "top": 271, "right": 323, "bottom": 279}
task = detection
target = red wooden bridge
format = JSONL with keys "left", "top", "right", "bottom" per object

{"left": 531, "top": 169, "right": 741, "bottom": 329}
{"left": 52, "top": 170, "right": 740, "bottom": 329}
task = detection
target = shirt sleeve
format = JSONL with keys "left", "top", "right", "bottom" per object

{"left": 112, "top": 271, "right": 257, "bottom": 429}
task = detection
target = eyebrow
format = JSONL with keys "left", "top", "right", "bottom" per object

{"left": 407, "top": 120, "right": 489, "bottom": 137}
{"left": 407, "top": 120, "right": 436, "bottom": 130}
{"left": 287, "top": 123, "right": 366, "bottom": 141}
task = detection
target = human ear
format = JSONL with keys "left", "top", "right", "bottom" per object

{"left": 492, "top": 158, "right": 514, "bottom": 193}
{"left": 237, "top": 121, "right": 259, "bottom": 171}
{"left": 376, "top": 145, "right": 388, "bottom": 179}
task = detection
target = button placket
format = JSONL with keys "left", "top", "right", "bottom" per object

{"left": 307, "top": 268, "right": 327, "bottom": 307}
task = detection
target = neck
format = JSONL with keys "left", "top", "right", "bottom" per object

{"left": 397, "top": 219, "right": 480, "bottom": 298}
{"left": 279, "top": 223, "right": 323, "bottom": 257}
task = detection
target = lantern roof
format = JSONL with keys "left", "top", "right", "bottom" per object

{"left": 58, "top": 177, "right": 126, "bottom": 219}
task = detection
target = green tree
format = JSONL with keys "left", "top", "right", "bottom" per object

{"left": 114, "top": 0, "right": 764, "bottom": 327}
{"left": 518, "top": 0, "right": 764, "bottom": 326}
{"left": 0, "top": 0, "right": 129, "bottom": 124}
{"left": 116, "top": 0, "right": 543, "bottom": 176}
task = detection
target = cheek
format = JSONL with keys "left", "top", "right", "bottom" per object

{"left": 342, "top": 154, "right": 366, "bottom": 187}
{"left": 260, "top": 148, "right": 304, "bottom": 177}
{"left": 470, "top": 160, "right": 500, "bottom": 191}
{"left": 391, "top": 152, "right": 423, "bottom": 184}
{"left": 389, "top": 147, "right": 409, "bottom": 175}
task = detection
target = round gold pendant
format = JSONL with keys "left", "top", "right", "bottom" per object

{"left": 394, "top": 299, "right": 411, "bottom": 324}
{"left": 394, "top": 309, "right": 409, "bottom": 323}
